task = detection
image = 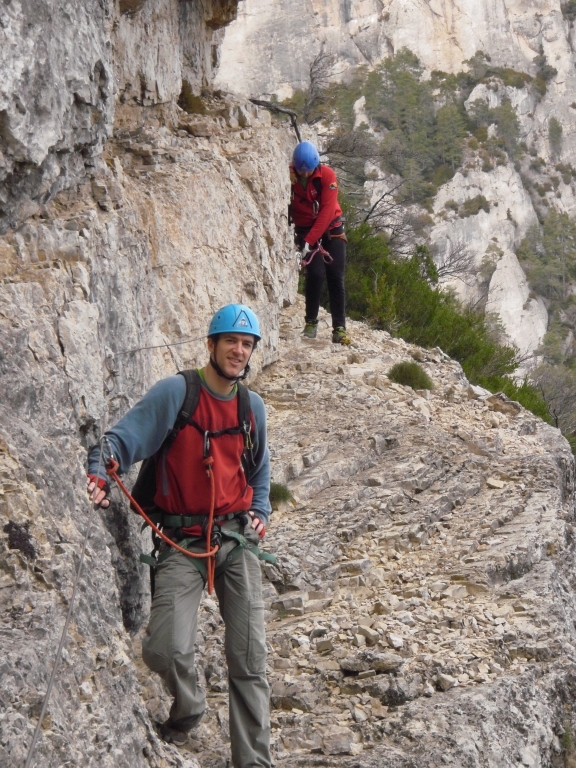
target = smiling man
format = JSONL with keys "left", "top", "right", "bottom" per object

{"left": 86, "top": 304, "right": 272, "bottom": 768}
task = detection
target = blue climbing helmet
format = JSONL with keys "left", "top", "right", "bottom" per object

{"left": 208, "top": 304, "right": 262, "bottom": 341}
{"left": 292, "top": 141, "right": 320, "bottom": 174}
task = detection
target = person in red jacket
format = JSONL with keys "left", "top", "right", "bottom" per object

{"left": 289, "top": 141, "right": 351, "bottom": 344}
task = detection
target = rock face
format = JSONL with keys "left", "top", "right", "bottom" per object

{"left": 430, "top": 163, "right": 548, "bottom": 360}
{"left": 0, "top": 0, "right": 238, "bottom": 233}
{"left": 0, "top": 93, "right": 295, "bottom": 765}
{"left": 2, "top": 2, "right": 576, "bottom": 767}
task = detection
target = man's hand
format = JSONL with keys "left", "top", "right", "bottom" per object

{"left": 302, "top": 242, "right": 310, "bottom": 257}
{"left": 248, "top": 510, "right": 266, "bottom": 539}
{"left": 87, "top": 475, "right": 110, "bottom": 509}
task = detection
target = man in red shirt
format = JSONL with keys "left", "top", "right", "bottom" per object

{"left": 87, "top": 305, "right": 272, "bottom": 767}
{"left": 289, "top": 141, "right": 351, "bottom": 344}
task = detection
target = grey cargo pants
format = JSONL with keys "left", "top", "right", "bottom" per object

{"left": 141, "top": 520, "right": 271, "bottom": 768}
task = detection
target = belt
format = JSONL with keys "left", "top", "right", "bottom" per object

{"left": 147, "top": 511, "right": 239, "bottom": 529}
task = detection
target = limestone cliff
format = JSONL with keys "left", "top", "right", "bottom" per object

{"left": 2, "top": 2, "right": 576, "bottom": 768}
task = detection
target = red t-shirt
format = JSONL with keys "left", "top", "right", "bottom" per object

{"left": 154, "top": 386, "right": 253, "bottom": 523}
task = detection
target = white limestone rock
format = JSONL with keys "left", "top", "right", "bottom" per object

{"left": 485, "top": 249, "right": 549, "bottom": 368}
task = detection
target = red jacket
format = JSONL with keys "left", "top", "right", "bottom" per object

{"left": 289, "top": 164, "right": 343, "bottom": 245}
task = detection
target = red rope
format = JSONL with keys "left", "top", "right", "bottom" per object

{"left": 105, "top": 458, "right": 219, "bottom": 594}
{"left": 203, "top": 456, "right": 216, "bottom": 593}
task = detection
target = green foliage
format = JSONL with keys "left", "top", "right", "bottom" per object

{"left": 462, "top": 51, "right": 532, "bottom": 92}
{"left": 555, "top": 162, "right": 576, "bottom": 185}
{"left": 518, "top": 213, "right": 576, "bottom": 302}
{"left": 364, "top": 48, "right": 467, "bottom": 200}
{"left": 468, "top": 98, "right": 520, "bottom": 157}
{"left": 461, "top": 195, "right": 490, "bottom": 217}
{"left": 178, "top": 81, "right": 207, "bottom": 114}
{"left": 464, "top": 51, "right": 491, "bottom": 82}
{"left": 549, "top": 117, "right": 563, "bottom": 158}
{"left": 498, "top": 68, "right": 532, "bottom": 89}
{"left": 533, "top": 53, "right": 558, "bottom": 97}
{"left": 279, "top": 89, "right": 308, "bottom": 118}
{"left": 436, "top": 104, "right": 467, "bottom": 169}
{"left": 475, "top": 375, "right": 551, "bottom": 423}
{"left": 388, "top": 361, "right": 433, "bottom": 390}
{"left": 326, "top": 68, "right": 368, "bottom": 129}
{"left": 344, "top": 222, "right": 517, "bottom": 383}
{"left": 269, "top": 482, "right": 293, "bottom": 507}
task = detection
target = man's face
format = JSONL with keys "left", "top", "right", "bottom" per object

{"left": 208, "top": 333, "right": 255, "bottom": 377}
{"left": 298, "top": 168, "right": 315, "bottom": 178}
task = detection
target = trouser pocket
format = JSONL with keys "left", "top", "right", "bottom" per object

{"left": 247, "top": 599, "right": 267, "bottom": 673}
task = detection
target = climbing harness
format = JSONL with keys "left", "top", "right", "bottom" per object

{"left": 300, "top": 240, "right": 333, "bottom": 268}
{"left": 24, "top": 435, "right": 107, "bottom": 768}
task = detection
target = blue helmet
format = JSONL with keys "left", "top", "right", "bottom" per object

{"left": 293, "top": 141, "right": 320, "bottom": 173}
{"left": 208, "top": 304, "right": 262, "bottom": 341}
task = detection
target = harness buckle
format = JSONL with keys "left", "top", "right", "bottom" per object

{"left": 203, "top": 430, "right": 211, "bottom": 458}
{"left": 203, "top": 518, "right": 222, "bottom": 549}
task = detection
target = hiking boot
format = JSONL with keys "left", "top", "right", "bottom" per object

{"left": 303, "top": 320, "right": 318, "bottom": 339}
{"left": 159, "top": 720, "right": 189, "bottom": 746}
{"left": 332, "top": 326, "right": 351, "bottom": 345}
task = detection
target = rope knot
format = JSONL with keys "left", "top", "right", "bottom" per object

{"left": 105, "top": 458, "right": 120, "bottom": 475}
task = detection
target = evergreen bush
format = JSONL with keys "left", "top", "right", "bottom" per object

{"left": 269, "top": 482, "right": 293, "bottom": 507}
{"left": 388, "top": 361, "right": 433, "bottom": 390}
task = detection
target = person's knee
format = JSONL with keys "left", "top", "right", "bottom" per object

{"left": 142, "top": 638, "right": 173, "bottom": 674}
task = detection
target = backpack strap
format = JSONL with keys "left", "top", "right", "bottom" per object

{"left": 130, "top": 372, "right": 200, "bottom": 513}
{"left": 170, "top": 370, "right": 202, "bottom": 445}
{"left": 237, "top": 382, "right": 256, "bottom": 475}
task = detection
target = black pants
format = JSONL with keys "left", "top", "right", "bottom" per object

{"left": 300, "top": 229, "right": 347, "bottom": 329}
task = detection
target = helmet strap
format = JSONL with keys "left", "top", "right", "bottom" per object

{"left": 209, "top": 355, "right": 251, "bottom": 383}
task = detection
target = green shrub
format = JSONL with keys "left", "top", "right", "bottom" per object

{"left": 461, "top": 195, "right": 490, "bottom": 217}
{"left": 549, "top": 116, "right": 563, "bottom": 158}
{"left": 343, "top": 222, "right": 517, "bottom": 383}
{"left": 388, "top": 361, "right": 434, "bottom": 390}
{"left": 497, "top": 68, "right": 532, "bottom": 89}
{"left": 563, "top": 0, "right": 576, "bottom": 20}
{"left": 269, "top": 482, "right": 293, "bottom": 507}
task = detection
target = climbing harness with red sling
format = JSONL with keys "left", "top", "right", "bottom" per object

{"left": 300, "top": 240, "right": 334, "bottom": 268}
{"left": 105, "top": 456, "right": 222, "bottom": 594}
